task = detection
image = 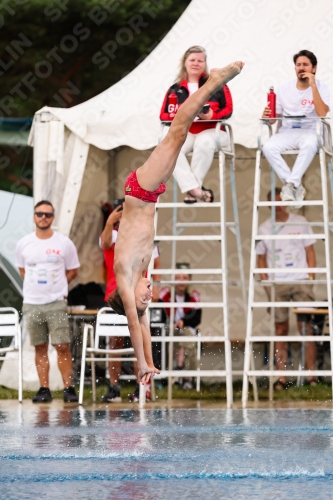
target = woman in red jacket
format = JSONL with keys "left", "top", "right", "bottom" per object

{"left": 160, "top": 46, "right": 233, "bottom": 203}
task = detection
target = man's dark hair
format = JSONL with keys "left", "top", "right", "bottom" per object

{"left": 108, "top": 288, "right": 146, "bottom": 317}
{"left": 34, "top": 200, "right": 54, "bottom": 211}
{"left": 267, "top": 187, "right": 282, "bottom": 200}
{"left": 293, "top": 50, "right": 317, "bottom": 67}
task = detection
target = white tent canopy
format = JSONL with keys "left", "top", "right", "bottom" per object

{"left": 0, "top": 191, "right": 33, "bottom": 291}
{"left": 29, "top": 0, "right": 333, "bottom": 280}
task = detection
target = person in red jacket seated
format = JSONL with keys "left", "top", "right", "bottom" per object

{"left": 159, "top": 267, "right": 202, "bottom": 390}
{"left": 160, "top": 45, "right": 233, "bottom": 204}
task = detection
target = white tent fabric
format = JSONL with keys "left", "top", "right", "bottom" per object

{"left": 0, "top": 191, "right": 33, "bottom": 272}
{"left": 28, "top": 0, "right": 333, "bottom": 244}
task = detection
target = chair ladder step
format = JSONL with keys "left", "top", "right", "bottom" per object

{"left": 156, "top": 235, "right": 222, "bottom": 241}
{"left": 150, "top": 268, "right": 223, "bottom": 274}
{"left": 156, "top": 202, "right": 222, "bottom": 208}
{"left": 253, "top": 267, "right": 327, "bottom": 274}
{"left": 149, "top": 301, "right": 225, "bottom": 308}
{"left": 255, "top": 234, "right": 325, "bottom": 240}
{"left": 250, "top": 301, "right": 329, "bottom": 308}
{"left": 247, "top": 370, "right": 333, "bottom": 377}
{"left": 257, "top": 200, "right": 324, "bottom": 207}
{"left": 249, "top": 336, "right": 327, "bottom": 342}
{"left": 175, "top": 222, "right": 236, "bottom": 228}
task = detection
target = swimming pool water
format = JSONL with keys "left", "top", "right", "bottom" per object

{"left": 1, "top": 408, "right": 333, "bottom": 499}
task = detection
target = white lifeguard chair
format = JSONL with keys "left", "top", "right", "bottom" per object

{"left": 242, "top": 117, "right": 333, "bottom": 407}
{"left": 149, "top": 120, "right": 247, "bottom": 408}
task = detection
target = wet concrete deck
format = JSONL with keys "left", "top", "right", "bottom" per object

{"left": 1, "top": 398, "right": 333, "bottom": 411}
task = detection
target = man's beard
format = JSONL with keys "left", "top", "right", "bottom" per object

{"left": 36, "top": 223, "right": 52, "bottom": 230}
{"left": 298, "top": 72, "right": 307, "bottom": 81}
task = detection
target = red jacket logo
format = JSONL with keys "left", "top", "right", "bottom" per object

{"left": 46, "top": 249, "right": 61, "bottom": 255}
{"left": 301, "top": 99, "right": 314, "bottom": 105}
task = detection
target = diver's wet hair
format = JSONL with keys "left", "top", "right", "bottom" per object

{"left": 108, "top": 289, "right": 146, "bottom": 317}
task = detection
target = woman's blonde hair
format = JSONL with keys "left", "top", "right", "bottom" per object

{"left": 175, "top": 45, "right": 208, "bottom": 83}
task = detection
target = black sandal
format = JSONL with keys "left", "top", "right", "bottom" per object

{"left": 200, "top": 186, "right": 214, "bottom": 203}
{"left": 184, "top": 192, "right": 197, "bottom": 204}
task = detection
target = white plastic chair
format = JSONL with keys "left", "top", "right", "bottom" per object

{"left": 79, "top": 307, "right": 145, "bottom": 406}
{"left": 0, "top": 307, "right": 22, "bottom": 402}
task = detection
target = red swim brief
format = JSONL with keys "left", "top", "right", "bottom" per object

{"left": 124, "top": 170, "right": 166, "bottom": 203}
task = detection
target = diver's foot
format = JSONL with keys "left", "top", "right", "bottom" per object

{"left": 210, "top": 61, "right": 244, "bottom": 86}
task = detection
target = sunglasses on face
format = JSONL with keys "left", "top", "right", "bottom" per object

{"left": 34, "top": 212, "right": 54, "bottom": 219}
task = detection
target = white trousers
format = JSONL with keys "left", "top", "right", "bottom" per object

{"left": 262, "top": 129, "right": 318, "bottom": 188}
{"left": 172, "top": 128, "right": 229, "bottom": 193}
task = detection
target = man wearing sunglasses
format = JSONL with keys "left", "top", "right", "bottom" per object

{"left": 16, "top": 200, "right": 80, "bottom": 403}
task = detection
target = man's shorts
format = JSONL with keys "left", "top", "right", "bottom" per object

{"left": 265, "top": 283, "right": 315, "bottom": 323}
{"left": 22, "top": 300, "right": 71, "bottom": 347}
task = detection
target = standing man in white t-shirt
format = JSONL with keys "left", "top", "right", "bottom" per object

{"left": 256, "top": 188, "right": 317, "bottom": 391}
{"left": 16, "top": 200, "right": 80, "bottom": 403}
{"left": 262, "top": 50, "right": 330, "bottom": 208}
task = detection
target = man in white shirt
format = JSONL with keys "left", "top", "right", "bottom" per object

{"left": 262, "top": 50, "right": 330, "bottom": 208}
{"left": 16, "top": 200, "right": 80, "bottom": 403}
{"left": 256, "top": 188, "right": 317, "bottom": 390}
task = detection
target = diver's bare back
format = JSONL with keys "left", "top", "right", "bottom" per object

{"left": 114, "top": 195, "right": 155, "bottom": 283}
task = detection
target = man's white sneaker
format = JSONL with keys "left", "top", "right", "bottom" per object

{"left": 293, "top": 184, "right": 306, "bottom": 209}
{"left": 281, "top": 183, "right": 295, "bottom": 202}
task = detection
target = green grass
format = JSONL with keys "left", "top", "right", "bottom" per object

{"left": 153, "top": 381, "right": 333, "bottom": 403}
{"left": 0, "top": 385, "right": 68, "bottom": 401}
{"left": 255, "top": 382, "right": 333, "bottom": 402}
{"left": 1, "top": 380, "right": 332, "bottom": 403}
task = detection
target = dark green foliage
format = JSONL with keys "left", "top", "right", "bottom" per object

{"left": 0, "top": 0, "right": 191, "bottom": 116}
{"left": 0, "top": 0, "right": 190, "bottom": 193}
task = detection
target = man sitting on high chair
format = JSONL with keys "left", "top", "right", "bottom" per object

{"left": 262, "top": 49, "right": 330, "bottom": 209}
